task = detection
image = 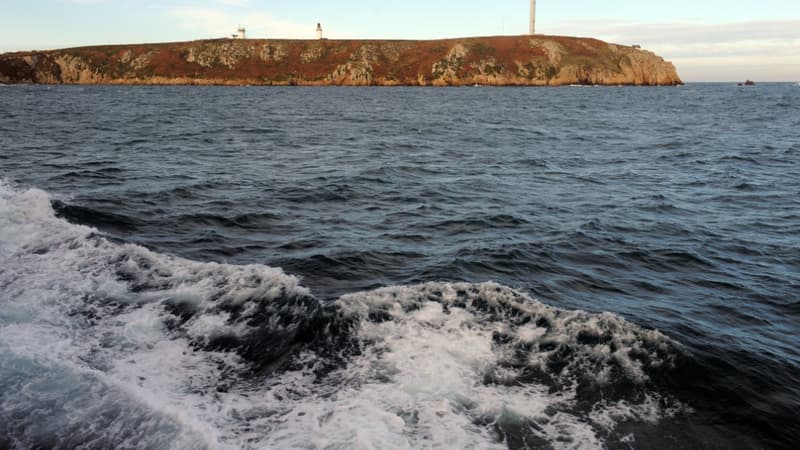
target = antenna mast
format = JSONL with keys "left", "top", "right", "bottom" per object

{"left": 529, "top": 0, "right": 536, "bottom": 35}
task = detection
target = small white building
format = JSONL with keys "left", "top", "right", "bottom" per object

{"left": 231, "top": 27, "right": 246, "bottom": 39}
{"left": 316, "top": 23, "right": 323, "bottom": 40}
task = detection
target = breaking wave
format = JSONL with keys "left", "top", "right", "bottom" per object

{"left": 0, "top": 180, "right": 687, "bottom": 449}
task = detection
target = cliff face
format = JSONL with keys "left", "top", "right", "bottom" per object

{"left": 0, "top": 36, "right": 682, "bottom": 86}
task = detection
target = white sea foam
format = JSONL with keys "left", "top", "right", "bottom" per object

{"left": 323, "top": 283, "right": 682, "bottom": 448}
{"left": 0, "top": 180, "right": 685, "bottom": 449}
{"left": 0, "top": 181, "right": 311, "bottom": 448}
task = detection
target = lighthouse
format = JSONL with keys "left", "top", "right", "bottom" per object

{"left": 316, "top": 23, "right": 323, "bottom": 40}
{"left": 529, "top": 0, "right": 536, "bottom": 34}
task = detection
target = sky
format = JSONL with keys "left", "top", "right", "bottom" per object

{"left": 1, "top": 1, "right": 798, "bottom": 81}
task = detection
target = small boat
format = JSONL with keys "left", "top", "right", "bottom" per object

{"left": 738, "top": 80, "right": 755, "bottom": 86}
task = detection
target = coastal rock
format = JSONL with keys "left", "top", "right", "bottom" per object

{"left": 328, "top": 45, "right": 377, "bottom": 85}
{"left": 432, "top": 44, "right": 469, "bottom": 85}
{"left": 259, "top": 43, "right": 288, "bottom": 62}
{"left": 119, "top": 50, "right": 154, "bottom": 72}
{"left": 185, "top": 41, "right": 253, "bottom": 69}
{"left": 0, "top": 36, "right": 682, "bottom": 86}
{"left": 53, "top": 55, "right": 102, "bottom": 83}
{"left": 300, "top": 43, "right": 326, "bottom": 63}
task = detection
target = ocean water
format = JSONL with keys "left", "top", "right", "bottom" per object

{"left": 0, "top": 84, "right": 798, "bottom": 449}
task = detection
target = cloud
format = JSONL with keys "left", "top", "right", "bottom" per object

{"left": 168, "top": 6, "right": 317, "bottom": 40}
{"left": 547, "top": 19, "right": 800, "bottom": 80}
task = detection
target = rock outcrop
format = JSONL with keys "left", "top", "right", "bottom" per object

{"left": 0, "top": 35, "right": 682, "bottom": 86}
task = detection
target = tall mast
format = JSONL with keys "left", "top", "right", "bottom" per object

{"left": 529, "top": 0, "right": 536, "bottom": 35}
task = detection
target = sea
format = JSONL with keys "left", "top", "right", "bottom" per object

{"left": 0, "top": 83, "right": 798, "bottom": 449}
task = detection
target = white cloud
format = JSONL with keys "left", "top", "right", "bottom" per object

{"left": 168, "top": 6, "right": 318, "bottom": 40}
{"left": 546, "top": 19, "right": 800, "bottom": 81}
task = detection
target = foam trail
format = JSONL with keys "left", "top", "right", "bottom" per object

{"left": 0, "top": 181, "right": 314, "bottom": 448}
{"left": 0, "top": 180, "right": 686, "bottom": 449}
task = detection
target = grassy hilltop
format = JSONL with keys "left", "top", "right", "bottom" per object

{"left": 0, "top": 35, "right": 681, "bottom": 86}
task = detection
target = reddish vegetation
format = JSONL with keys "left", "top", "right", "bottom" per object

{"left": 0, "top": 35, "right": 682, "bottom": 86}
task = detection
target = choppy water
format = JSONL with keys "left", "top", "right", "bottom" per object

{"left": 1, "top": 84, "right": 799, "bottom": 449}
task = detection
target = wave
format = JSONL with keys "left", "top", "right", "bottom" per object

{"left": 0, "top": 180, "right": 688, "bottom": 449}
{"left": 51, "top": 199, "right": 146, "bottom": 234}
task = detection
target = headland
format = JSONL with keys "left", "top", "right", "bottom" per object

{"left": 0, "top": 35, "right": 682, "bottom": 86}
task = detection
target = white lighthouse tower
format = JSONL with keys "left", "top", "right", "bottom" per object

{"left": 529, "top": 0, "right": 536, "bottom": 35}
{"left": 237, "top": 26, "right": 246, "bottom": 39}
{"left": 316, "top": 23, "right": 323, "bottom": 40}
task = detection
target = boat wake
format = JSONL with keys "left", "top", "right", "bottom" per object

{"left": 0, "top": 181, "right": 688, "bottom": 449}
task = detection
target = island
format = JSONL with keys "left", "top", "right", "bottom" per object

{"left": 0, "top": 35, "right": 682, "bottom": 86}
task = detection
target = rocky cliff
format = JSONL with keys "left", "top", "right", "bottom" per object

{"left": 0, "top": 35, "right": 682, "bottom": 86}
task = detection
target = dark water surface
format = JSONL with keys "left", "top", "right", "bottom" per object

{"left": 1, "top": 84, "right": 799, "bottom": 449}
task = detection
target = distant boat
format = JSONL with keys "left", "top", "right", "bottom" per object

{"left": 737, "top": 80, "right": 756, "bottom": 86}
